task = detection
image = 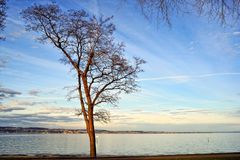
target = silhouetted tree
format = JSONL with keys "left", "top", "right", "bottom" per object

{"left": 137, "top": 0, "right": 240, "bottom": 26}
{"left": 21, "top": 4, "right": 145, "bottom": 158}
{"left": 0, "top": 0, "right": 6, "bottom": 40}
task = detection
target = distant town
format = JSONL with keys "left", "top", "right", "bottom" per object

{"left": 0, "top": 126, "right": 240, "bottom": 134}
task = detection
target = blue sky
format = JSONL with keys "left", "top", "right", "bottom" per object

{"left": 0, "top": 0, "right": 240, "bottom": 131}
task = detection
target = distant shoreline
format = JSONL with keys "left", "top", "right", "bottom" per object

{"left": 1, "top": 152, "right": 240, "bottom": 160}
{"left": 1, "top": 126, "right": 240, "bottom": 134}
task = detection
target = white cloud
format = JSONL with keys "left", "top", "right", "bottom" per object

{"left": 7, "top": 17, "right": 24, "bottom": 26}
{"left": 9, "top": 29, "right": 26, "bottom": 39}
{"left": 233, "top": 31, "right": 240, "bottom": 36}
{"left": 138, "top": 72, "right": 240, "bottom": 82}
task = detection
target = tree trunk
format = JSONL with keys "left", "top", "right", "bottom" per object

{"left": 88, "top": 115, "right": 96, "bottom": 158}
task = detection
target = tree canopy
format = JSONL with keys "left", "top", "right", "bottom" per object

{"left": 0, "top": 0, "right": 6, "bottom": 40}
{"left": 137, "top": 0, "right": 240, "bottom": 26}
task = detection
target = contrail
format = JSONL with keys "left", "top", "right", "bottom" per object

{"left": 138, "top": 72, "right": 240, "bottom": 81}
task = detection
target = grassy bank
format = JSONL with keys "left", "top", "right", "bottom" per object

{"left": 1, "top": 153, "right": 240, "bottom": 160}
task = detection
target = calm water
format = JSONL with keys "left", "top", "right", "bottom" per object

{"left": 0, "top": 133, "right": 240, "bottom": 155}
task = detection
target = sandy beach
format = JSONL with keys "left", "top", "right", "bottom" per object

{"left": 1, "top": 153, "right": 240, "bottom": 160}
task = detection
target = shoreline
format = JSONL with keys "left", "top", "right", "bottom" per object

{"left": 1, "top": 126, "right": 240, "bottom": 135}
{"left": 1, "top": 132, "right": 240, "bottom": 135}
{"left": 1, "top": 152, "right": 240, "bottom": 160}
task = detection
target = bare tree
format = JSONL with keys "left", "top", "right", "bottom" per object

{"left": 137, "top": 0, "right": 187, "bottom": 26}
{"left": 194, "top": 0, "right": 240, "bottom": 25}
{"left": 21, "top": 4, "right": 145, "bottom": 158}
{"left": 0, "top": 0, "right": 6, "bottom": 40}
{"left": 137, "top": 0, "right": 240, "bottom": 26}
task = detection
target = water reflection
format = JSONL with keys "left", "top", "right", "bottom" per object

{"left": 0, "top": 133, "right": 239, "bottom": 155}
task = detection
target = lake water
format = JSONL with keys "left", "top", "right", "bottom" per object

{"left": 0, "top": 133, "right": 240, "bottom": 155}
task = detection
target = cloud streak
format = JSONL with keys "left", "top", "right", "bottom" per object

{"left": 0, "top": 114, "right": 79, "bottom": 124}
{"left": 28, "top": 89, "right": 41, "bottom": 96}
{"left": 0, "top": 88, "right": 21, "bottom": 101}
{"left": 0, "top": 107, "right": 25, "bottom": 112}
{"left": 138, "top": 72, "right": 240, "bottom": 82}
{"left": 17, "top": 101, "right": 54, "bottom": 106}
{"left": 233, "top": 31, "right": 240, "bottom": 36}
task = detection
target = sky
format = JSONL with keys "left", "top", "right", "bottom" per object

{"left": 0, "top": 0, "right": 240, "bottom": 132}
